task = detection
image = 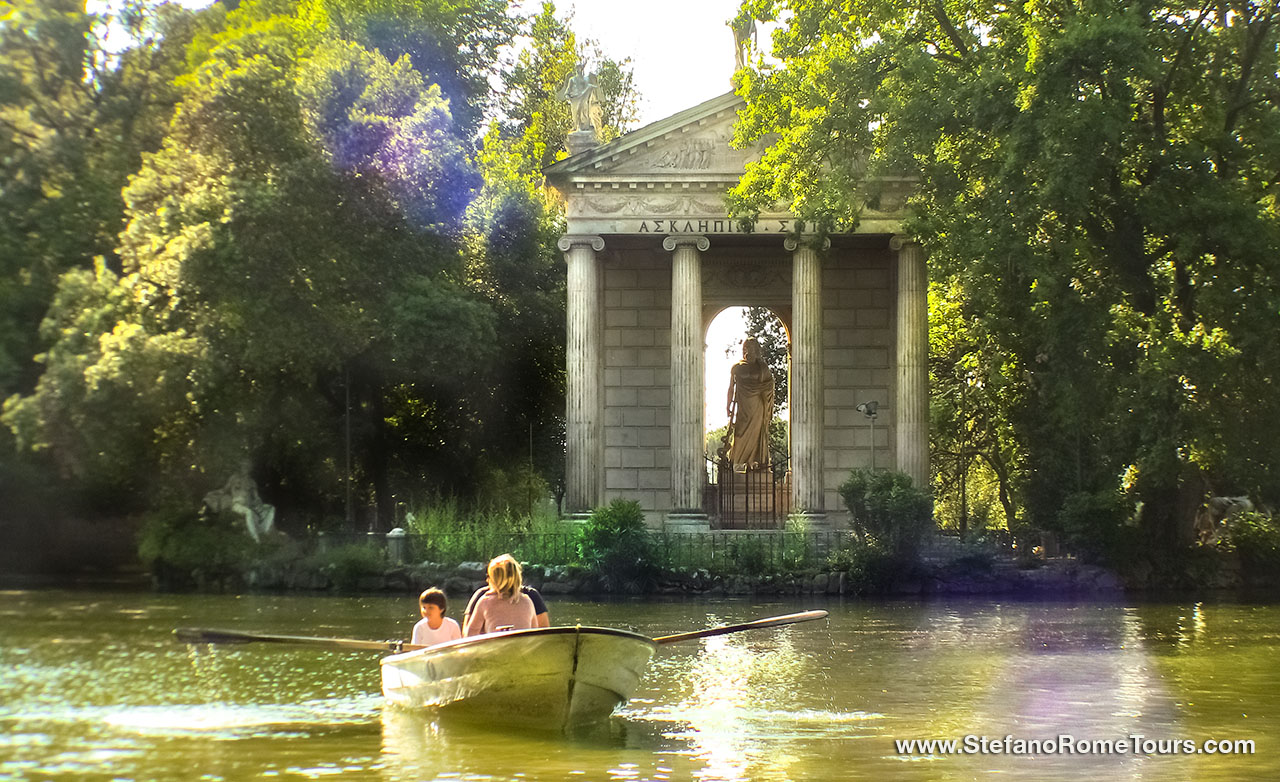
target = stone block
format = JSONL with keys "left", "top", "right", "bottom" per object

{"left": 605, "top": 447, "right": 623, "bottom": 468}
{"left": 823, "top": 309, "right": 855, "bottom": 328}
{"left": 637, "top": 427, "right": 670, "bottom": 447}
{"left": 607, "top": 268, "right": 638, "bottom": 288}
{"left": 606, "top": 309, "right": 638, "bottom": 328}
{"left": 825, "top": 427, "right": 858, "bottom": 448}
{"left": 856, "top": 308, "right": 889, "bottom": 328}
{"left": 637, "top": 309, "right": 668, "bottom": 328}
{"left": 607, "top": 469, "right": 639, "bottom": 490}
{"left": 826, "top": 387, "right": 857, "bottom": 407}
{"left": 619, "top": 368, "right": 655, "bottom": 386}
{"left": 622, "top": 449, "right": 655, "bottom": 468}
{"left": 654, "top": 409, "right": 670, "bottom": 428}
{"left": 859, "top": 328, "right": 891, "bottom": 347}
{"left": 855, "top": 269, "right": 890, "bottom": 289}
{"left": 836, "top": 368, "right": 874, "bottom": 387}
{"left": 638, "top": 347, "right": 668, "bottom": 367}
{"left": 853, "top": 348, "right": 890, "bottom": 367}
{"left": 604, "top": 329, "right": 622, "bottom": 347}
{"left": 605, "top": 348, "right": 639, "bottom": 369}
{"left": 621, "top": 329, "right": 657, "bottom": 348}
{"left": 622, "top": 408, "right": 657, "bottom": 427}
{"left": 605, "top": 428, "right": 638, "bottom": 447}
{"left": 637, "top": 388, "right": 669, "bottom": 407}
{"left": 824, "top": 348, "right": 858, "bottom": 368}
{"left": 626, "top": 290, "right": 657, "bottom": 307}
{"left": 638, "top": 470, "right": 671, "bottom": 490}
{"left": 604, "top": 368, "right": 621, "bottom": 386}
{"left": 605, "top": 387, "right": 638, "bottom": 407}
{"left": 604, "top": 408, "right": 624, "bottom": 427}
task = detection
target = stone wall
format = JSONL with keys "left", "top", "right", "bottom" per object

{"left": 822, "top": 245, "right": 897, "bottom": 516}
{"left": 602, "top": 247, "right": 673, "bottom": 526}
{"left": 597, "top": 238, "right": 899, "bottom": 528}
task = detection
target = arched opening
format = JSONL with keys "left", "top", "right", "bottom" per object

{"left": 703, "top": 306, "right": 792, "bottom": 529}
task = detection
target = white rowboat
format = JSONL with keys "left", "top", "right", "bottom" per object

{"left": 380, "top": 626, "right": 657, "bottom": 730}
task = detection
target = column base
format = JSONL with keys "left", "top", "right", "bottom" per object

{"left": 790, "top": 510, "right": 831, "bottom": 528}
{"left": 664, "top": 512, "right": 711, "bottom": 533}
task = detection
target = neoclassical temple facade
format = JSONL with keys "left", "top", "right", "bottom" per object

{"left": 545, "top": 93, "right": 927, "bottom": 529}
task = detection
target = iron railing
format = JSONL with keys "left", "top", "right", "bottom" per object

{"left": 310, "top": 529, "right": 842, "bottom": 573}
{"left": 705, "top": 455, "right": 792, "bottom": 529}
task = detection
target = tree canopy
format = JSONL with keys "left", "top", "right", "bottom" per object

{"left": 733, "top": 0, "right": 1280, "bottom": 555}
{"left": 1, "top": 0, "right": 639, "bottom": 531}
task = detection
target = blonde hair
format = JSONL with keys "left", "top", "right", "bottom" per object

{"left": 487, "top": 554, "right": 523, "bottom": 599}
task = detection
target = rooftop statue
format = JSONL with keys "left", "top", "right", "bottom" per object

{"left": 557, "top": 64, "right": 603, "bottom": 136}
{"left": 731, "top": 14, "right": 757, "bottom": 73}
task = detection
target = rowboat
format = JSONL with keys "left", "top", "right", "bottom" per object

{"left": 176, "top": 610, "right": 827, "bottom": 732}
{"left": 379, "top": 625, "right": 656, "bottom": 731}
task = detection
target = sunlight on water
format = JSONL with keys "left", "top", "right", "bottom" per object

{"left": 1, "top": 591, "right": 1277, "bottom": 781}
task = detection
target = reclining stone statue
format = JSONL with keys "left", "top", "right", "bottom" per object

{"left": 1194, "top": 495, "right": 1253, "bottom": 544}
{"left": 204, "top": 461, "right": 276, "bottom": 543}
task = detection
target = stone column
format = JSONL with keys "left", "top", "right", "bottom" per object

{"left": 786, "top": 236, "right": 829, "bottom": 518}
{"left": 663, "top": 235, "right": 710, "bottom": 527}
{"left": 559, "top": 234, "right": 605, "bottom": 515}
{"left": 892, "top": 235, "right": 929, "bottom": 488}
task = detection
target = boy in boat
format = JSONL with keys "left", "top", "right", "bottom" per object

{"left": 463, "top": 554, "right": 536, "bottom": 636}
{"left": 411, "top": 587, "right": 462, "bottom": 646}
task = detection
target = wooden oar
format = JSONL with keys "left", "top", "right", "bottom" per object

{"left": 176, "top": 609, "right": 828, "bottom": 652}
{"left": 174, "top": 627, "right": 426, "bottom": 653}
{"left": 652, "top": 609, "right": 828, "bottom": 645}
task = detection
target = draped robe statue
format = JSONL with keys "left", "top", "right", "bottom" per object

{"left": 204, "top": 461, "right": 276, "bottom": 543}
{"left": 726, "top": 338, "right": 775, "bottom": 470}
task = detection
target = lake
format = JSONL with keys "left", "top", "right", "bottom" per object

{"left": 0, "top": 589, "right": 1275, "bottom": 780}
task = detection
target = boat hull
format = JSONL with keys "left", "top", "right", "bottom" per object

{"left": 380, "top": 626, "right": 656, "bottom": 730}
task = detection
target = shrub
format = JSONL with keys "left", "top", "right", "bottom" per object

{"left": 838, "top": 469, "right": 933, "bottom": 557}
{"left": 1056, "top": 490, "right": 1133, "bottom": 565}
{"left": 1226, "top": 511, "right": 1280, "bottom": 584}
{"left": 576, "top": 499, "right": 658, "bottom": 591}
{"left": 826, "top": 536, "right": 902, "bottom": 594}
{"left": 138, "top": 506, "right": 253, "bottom": 590}
{"left": 305, "top": 543, "right": 387, "bottom": 592}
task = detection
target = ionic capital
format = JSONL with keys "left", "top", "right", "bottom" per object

{"left": 557, "top": 234, "right": 605, "bottom": 253}
{"left": 783, "top": 235, "right": 831, "bottom": 252}
{"left": 661, "top": 235, "right": 710, "bottom": 252}
{"left": 889, "top": 234, "right": 919, "bottom": 252}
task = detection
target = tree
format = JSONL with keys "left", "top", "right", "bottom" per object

{"left": 731, "top": 0, "right": 1280, "bottom": 554}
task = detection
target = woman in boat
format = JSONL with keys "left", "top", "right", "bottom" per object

{"left": 463, "top": 581, "right": 550, "bottom": 629}
{"left": 463, "top": 554, "right": 536, "bottom": 636}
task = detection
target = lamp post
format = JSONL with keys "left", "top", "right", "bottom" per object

{"left": 856, "top": 401, "right": 879, "bottom": 471}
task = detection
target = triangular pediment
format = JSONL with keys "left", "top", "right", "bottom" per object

{"left": 545, "top": 92, "right": 758, "bottom": 183}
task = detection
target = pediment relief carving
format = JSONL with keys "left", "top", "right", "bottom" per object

{"left": 592, "top": 114, "right": 762, "bottom": 177}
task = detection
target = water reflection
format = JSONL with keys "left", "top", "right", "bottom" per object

{"left": 1, "top": 591, "right": 1277, "bottom": 781}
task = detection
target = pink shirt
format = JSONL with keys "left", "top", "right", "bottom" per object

{"left": 464, "top": 591, "right": 535, "bottom": 636}
{"left": 411, "top": 617, "right": 461, "bottom": 646}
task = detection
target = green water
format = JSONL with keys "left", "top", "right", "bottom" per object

{"left": 0, "top": 590, "right": 1275, "bottom": 781}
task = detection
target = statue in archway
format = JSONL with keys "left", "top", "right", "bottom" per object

{"left": 725, "top": 338, "right": 775, "bottom": 470}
